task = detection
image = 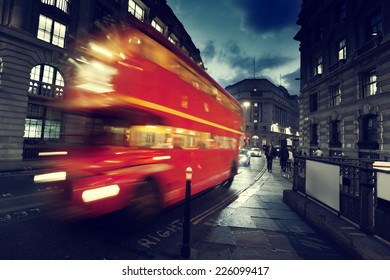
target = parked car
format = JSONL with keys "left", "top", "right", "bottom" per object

{"left": 239, "top": 149, "right": 251, "bottom": 166}
{"left": 249, "top": 147, "right": 261, "bottom": 157}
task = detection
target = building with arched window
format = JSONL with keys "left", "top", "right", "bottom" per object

{"left": 0, "top": 0, "right": 204, "bottom": 163}
{"left": 295, "top": 0, "right": 390, "bottom": 158}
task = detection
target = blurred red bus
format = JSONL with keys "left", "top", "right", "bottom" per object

{"left": 34, "top": 24, "right": 244, "bottom": 224}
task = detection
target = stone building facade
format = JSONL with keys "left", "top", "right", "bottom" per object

{"left": 226, "top": 78, "right": 299, "bottom": 149}
{"left": 0, "top": 0, "right": 203, "bottom": 162}
{"left": 295, "top": 0, "right": 390, "bottom": 159}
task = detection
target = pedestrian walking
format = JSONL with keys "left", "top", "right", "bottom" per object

{"left": 280, "top": 146, "right": 289, "bottom": 172}
{"left": 265, "top": 142, "right": 276, "bottom": 172}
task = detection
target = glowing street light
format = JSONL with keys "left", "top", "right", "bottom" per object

{"left": 242, "top": 101, "right": 250, "bottom": 108}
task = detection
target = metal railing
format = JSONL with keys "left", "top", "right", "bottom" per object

{"left": 292, "top": 155, "right": 390, "bottom": 242}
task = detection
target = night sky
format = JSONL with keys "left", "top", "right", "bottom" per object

{"left": 167, "top": 0, "right": 302, "bottom": 94}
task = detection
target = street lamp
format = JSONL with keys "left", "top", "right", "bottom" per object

{"left": 242, "top": 101, "right": 251, "bottom": 149}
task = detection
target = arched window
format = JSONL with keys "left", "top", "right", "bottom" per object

{"left": 28, "top": 64, "right": 65, "bottom": 99}
{"left": 24, "top": 64, "right": 65, "bottom": 158}
{"left": 41, "top": 0, "right": 71, "bottom": 14}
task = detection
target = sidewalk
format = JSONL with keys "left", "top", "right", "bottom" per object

{"left": 185, "top": 162, "right": 351, "bottom": 260}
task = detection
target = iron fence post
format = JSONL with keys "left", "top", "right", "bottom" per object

{"left": 181, "top": 167, "right": 192, "bottom": 259}
{"left": 360, "top": 162, "right": 375, "bottom": 234}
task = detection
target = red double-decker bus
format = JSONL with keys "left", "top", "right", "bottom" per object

{"left": 34, "top": 23, "right": 244, "bottom": 225}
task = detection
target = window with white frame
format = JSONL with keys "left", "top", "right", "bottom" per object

{"left": 314, "top": 55, "right": 323, "bottom": 76}
{"left": 338, "top": 38, "right": 346, "bottom": 60}
{"left": 329, "top": 84, "right": 341, "bottom": 107}
{"left": 37, "top": 14, "right": 67, "bottom": 48}
{"left": 128, "top": 0, "right": 144, "bottom": 21}
{"left": 41, "top": 0, "right": 71, "bottom": 14}
{"left": 169, "top": 35, "right": 177, "bottom": 45}
{"left": 151, "top": 19, "right": 163, "bottom": 33}
{"left": 362, "top": 69, "right": 377, "bottom": 97}
{"left": 28, "top": 64, "right": 65, "bottom": 99}
{"left": 24, "top": 103, "right": 62, "bottom": 141}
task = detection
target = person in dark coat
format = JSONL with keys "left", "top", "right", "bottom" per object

{"left": 265, "top": 142, "right": 276, "bottom": 172}
{"left": 280, "top": 146, "right": 289, "bottom": 172}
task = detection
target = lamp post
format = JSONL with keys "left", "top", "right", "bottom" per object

{"left": 242, "top": 101, "right": 250, "bottom": 148}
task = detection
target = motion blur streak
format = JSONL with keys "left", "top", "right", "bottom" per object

{"left": 81, "top": 185, "right": 120, "bottom": 203}
{"left": 38, "top": 151, "right": 68, "bottom": 156}
{"left": 152, "top": 156, "right": 171, "bottom": 161}
{"left": 34, "top": 172, "right": 67, "bottom": 183}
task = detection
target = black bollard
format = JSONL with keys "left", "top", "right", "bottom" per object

{"left": 181, "top": 167, "right": 192, "bottom": 259}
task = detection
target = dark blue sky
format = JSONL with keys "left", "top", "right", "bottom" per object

{"left": 167, "top": 0, "right": 302, "bottom": 95}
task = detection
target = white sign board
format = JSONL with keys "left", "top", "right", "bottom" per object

{"left": 373, "top": 161, "right": 390, "bottom": 171}
{"left": 305, "top": 160, "right": 340, "bottom": 211}
{"left": 377, "top": 173, "right": 390, "bottom": 202}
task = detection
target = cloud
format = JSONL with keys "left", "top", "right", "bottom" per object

{"left": 283, "top": 68, "right": 301, "bottom": 95}
{"left": 167, "top": 0, "right": 301, "bottom": 94}
{"left": 215, "top": 39, "right": 293, "bottom": 75}
{"left": 204, "top": 38, "right": 296, "bottom": 89}
{"left": 233, "top": 0, "right": 301, "bottom": 34}
{"left": 202, "top": 40, "right": 216, "bottom": 60}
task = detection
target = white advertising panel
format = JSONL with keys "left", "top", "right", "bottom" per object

{"left": 377, "top": 172, "right": 390, "bottom": 201}
{"left": 305, "top": 160, "right": 340, "bottom": 211}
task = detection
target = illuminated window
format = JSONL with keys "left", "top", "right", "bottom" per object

{"left": 168, "top": 35, "right": 177, "bottom": 45}
{"left": 41, "top": 0, "right": 71, "bottom": 14}
{"left": 329, "top": 85, "right": 341, "bottom": 107}
{"left": 37, "top": 14, "right": 67, "bottom": 48}
{"left": 338, "top": 38, "right": 346, "bottom": 60}
{"left": 152, "top": 20, "right": 163, "bottom": 33}
{"left": 362, "top": 69, "right": 377, "bottom": 97}
{"left": 28, "top": 64, "right": 65, "bottom": 99}
{"left": 24, "top": 104, "right": 62, "bottom": 140}
{"left": 128, "top": 0, "right": 144, "bottom": 21}
{"left": 314, "top": 55, "right": 323, "bottom": 76}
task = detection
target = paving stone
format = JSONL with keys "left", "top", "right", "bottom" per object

{"left": 203, "top": 226, "right": 236, "bottom": 245}
{"left": 220, "top": 212, "right": 258, "bottom": 228}
{"left": 232, "top": 229, "right": 272, "bottom": 249}
{"left": 267, "top": 233, "right": 297, "bottom": 251}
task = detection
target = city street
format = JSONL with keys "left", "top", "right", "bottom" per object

{"left": 0, "top": 157, "right": 353, "bottom": 260}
